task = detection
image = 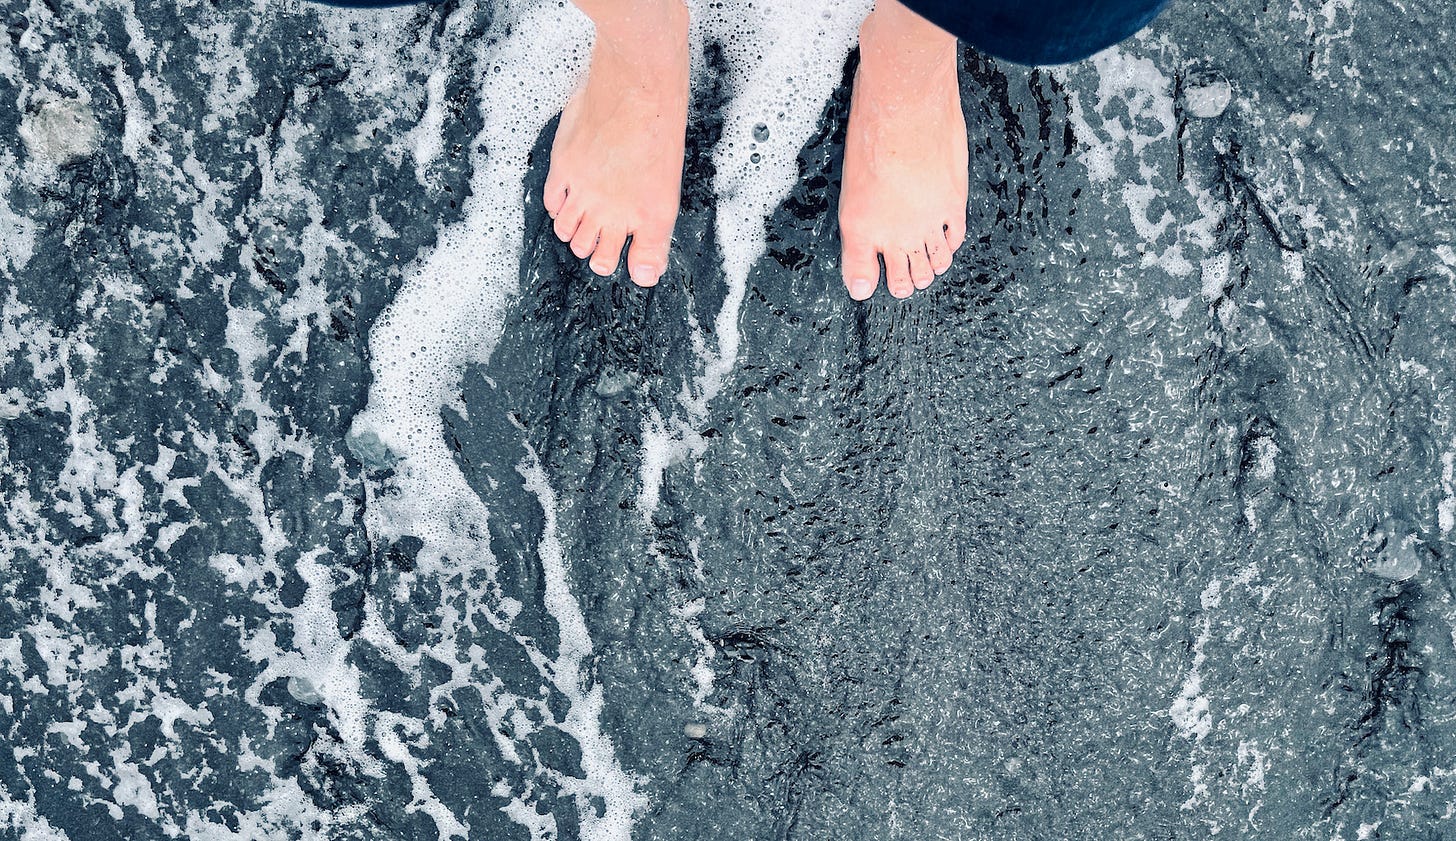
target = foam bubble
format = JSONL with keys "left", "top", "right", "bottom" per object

{"left": 1200, "top": 253, "right": 1230, "bottom": 302}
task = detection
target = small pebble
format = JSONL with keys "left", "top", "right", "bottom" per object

{"left": 1362, "top": 520, "right": 1424, "bottom": 582}
{"left": 19, "top": 97, "right": 100, "bottom": 166}
{"left": 345, "top": 423, "right": 399, "bottom": 470}
{"left": 287, "top": 676, "right": 324, "bottom": 705}
{"left": 1182, "top": 72, "right": 1232, "bottom": 119}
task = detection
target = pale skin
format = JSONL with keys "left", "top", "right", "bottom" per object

{"left": 545, "top": 0, "right": 968, "bottom": 299}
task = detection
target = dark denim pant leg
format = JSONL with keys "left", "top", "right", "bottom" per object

{"left": 902, "top": 0, "right": 1172, "bottom": 65}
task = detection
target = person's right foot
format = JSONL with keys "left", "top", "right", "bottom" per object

{"left": 838, "top": 1, "right": 968, "bottom": 300}
{"left": 544, "top": 0, "right": 689, "bottom": 287}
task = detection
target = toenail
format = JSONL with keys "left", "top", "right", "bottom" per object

{"left": 849, "top": 278, "right": 874, "bottom": 299}
{"left": 631, "top": 265, "right": 660, "bottom": 285}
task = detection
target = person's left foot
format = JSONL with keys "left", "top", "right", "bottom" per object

{"left": 838, "top": 2, "right": 968, "bottom": 300}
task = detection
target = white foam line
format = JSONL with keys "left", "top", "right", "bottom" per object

{"left": 1170, "top": 580, "right": 1216, "bottom": 744}
{"left": 375, "top": 713, "right": 471, "bottom": 841}
{"left": 350, "top": 0, "right": 588, "bottom": 562}
{"left": 1439, "top": 446, "right": 1454, "bottom": 536}
{"left": 0, "top": 779, "right": 71, "bottom": 841}
{"left": 686, "top": 0, "right": 869, "bottom": 419}
{"left": 670, "top": 596, "right": 724, "bottom": 712}
{"left": 403, "top": 3, "right": 477, "bottom": 185}
{"left": 349, "top": 2, "right": 658, "bottom": 836}
{"left": 1172, "top": 578, "right": 1218, "bottom": 815}
{"left": 630, "top": 0, "right": 868, "bottom": 723}
{"left": 1172, "top": 566, "right": 1261, "bottom": 814}
{"left": 634, "top": 1, "right": 868, "bottom": 509}
{"left": 0, "top": 152, "right": 38, "bottom": 272}
{"left": 492, "top": 780, "right": 556, "bottom": 841}
{"left": 284, "top": 549, "right": 369, "bottom": 748}
{"left": 518, "top": 444, "right": 649, "bottom": 840}
{"left": 635, "top": 408, "right": 704, "bottom": 525}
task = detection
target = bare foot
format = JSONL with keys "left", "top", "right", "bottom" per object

{"left": 839, "top": 1, "right": 968, "bottom": 301}
{"left": 544, "top": 0, "right": 689, "bottom": 286}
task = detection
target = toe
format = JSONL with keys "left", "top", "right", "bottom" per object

{"left": 590, "top": 225, "right": 628, "bottom": 276}
{"left": 927, "top": 235, "right": 954, "bottom": 276}
{"left": 554, "top": 198, "right": 585, "bottom": 243}
{"left": 908, "top": 246, "right": 934, "bottom": 290}
{"left": 543, "top": 177, "right": 568, "bottom": 218}
{"left": 570, "top": 221, "right": 600, "bottom": 260}
{"left": 945, "top": 216, "right": 967, "bottom": 252}
{"left": 885, "top": 250, "right": 914, "bottom": 299}
{"left": 627, "top": 224, "right": 672, "bottom": 287}
{"left": 841, "top": 239, "right": 879, "bottom": 301}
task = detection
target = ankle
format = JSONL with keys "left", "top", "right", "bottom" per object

{"left": 579, "top": 0, "right": 688, "bottom": 44}
{"left": 860, "top": 1, "right": 957, "bottom": 70}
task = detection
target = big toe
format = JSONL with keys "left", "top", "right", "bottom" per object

{"left": 841, "top": 239, "right": 880, "bottom": 301}
{"left": 626, "top": 224, "right": 672, "bottom": 287}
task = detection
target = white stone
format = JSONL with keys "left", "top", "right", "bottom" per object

{"left": 19, "top": 98, "right": 100, "bottom": 167}
{"left": 1184, "top": 77, "right": 1233, "bottom": 119}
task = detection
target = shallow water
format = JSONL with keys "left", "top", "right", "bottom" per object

{"left": 2, "top": 0, "right": 1455, "bottom": 838}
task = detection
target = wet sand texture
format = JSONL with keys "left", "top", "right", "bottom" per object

{"left": 1, "top": 0, "right": 1454, "bottom": 838}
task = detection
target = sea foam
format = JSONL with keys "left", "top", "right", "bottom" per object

{"left": 348, "top": 1, "right": 866, "bottom": 837}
